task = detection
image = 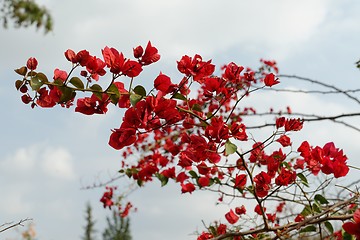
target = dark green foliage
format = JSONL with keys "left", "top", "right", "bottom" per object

{"left": 102, "top": 211, "right": 132, "bottom": 240}
{"left": 82, "top": 203, "right": 97, "bottom": 240}
{"left": 0, "top": 0, "right": 53, "bottom": 33}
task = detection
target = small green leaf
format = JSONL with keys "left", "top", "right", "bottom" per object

{"left": 155, "top": 173, "right": 169, "bottom": 187}
{"left": 343, "top": 230, "right": 354, "bottom": 240}
{"left": 107, "top": 83, "right": 120, "bottom": 104}
{"left": 312, "top": 203, "right": 321, "bottom": 213}
{"left": 300, "top": 225, "right": 316, "bottom": 233}
{"left": 173, "top": 92, "right": 186, "bottom": 101}
{"left": 297, "top": 173, "right": 309, "bottom": 187}
{"left": 301, "top": 205, "right": 312, "bottom": 217}
{"left": 14, "top": 66, "right": 27, "bottom": 76}
{"left": 133, "top": 85, "right": 146, "bottom": 96}
{"left": 36, "top": 72, "right": 49, "bottom": 83}
{"left": 90, "top": 84, "right": 103, "bottom": 92}
{"left": 324, "top": 221, "right": 334, "bottom": 234}
{"left": 314, "top": 194, "right": 329, "bottom": 205}
{"left": 192, "top": 103, "right": 202, "bottom": 112}
{"left": 30, "top": 76, "right": 44, "bottom": 91}
{"left": 130, "top": 93, "right": 142, "bottom": 106}
{"left": 188, "top": 170, "right": 198, "bottom": 179}
{"left": 225, "top": 140, "right": 237, "bottom": 156}
{"left": 69, "top": 77, "right": 84, "bottom": 89}
{"left": 58, "top": 86, "right": 75, "bottom": 103}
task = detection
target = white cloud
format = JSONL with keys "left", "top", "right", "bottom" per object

{"left": 41, "top": 147, "right": 76, "bottom": 180}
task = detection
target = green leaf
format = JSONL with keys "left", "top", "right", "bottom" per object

{"left": 301, "top": 205, "right": 312, "bottom": 217}
{"left": 36, "top": 72, "right": 49, "bottom": 83}
{"left": 192, "top": 103, "right": 202, "bottom": 112}
{"left": 297, "top": 173, "right": 309, "bottom": 187}
{"left": 188, "top": 170, "right": 198, "bottom": 179}
{"left": 14, "top": 66, "right": 28, "bottom": 76}
{"left": 314, "top": 194, "right": 329, "bottom": 205}
{"left": 133, "top": 85, "right": 146, "bottom": 96}
{"left": 30, "top": 76, "right": 44, "bottom": 91}
{"left": 343, "top": 230, "right": 354, "bottom": 240}
{"left": 324, "top": 221, "right": 334, "bottom": 234}
{"left": 312, "top": 203, "right": 321, "bottom": 213}
{"left": 69, "top": 77, "right": 84, "bottom": 89}
{"left": 58, "top": 86, "right": 75, "bottom": 103}
{"left": 90, "top": 84, "right": 103, "bottom": 92}
{"left": 225, "top": 140, "right": 237, "bottom": 156}
{"left": 130, "top": 93, "right": 142, "bottom": 106}
{"left": 155, "top": 173, "right": 169, "bottom": 187}
{"left": 107, "top": 83, "right": 120, "bottom": 104}
{"left": 299, "top": 225, "right": 316, "bottom": 233}
{"left": 173, "top": 92, "right": 186, "bottom": 101}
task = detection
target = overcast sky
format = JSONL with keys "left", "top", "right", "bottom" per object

{"left": 1, "top": 1, "right": 360, "bottom": 239}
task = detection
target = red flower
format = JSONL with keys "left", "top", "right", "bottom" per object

{"left": 122, "top": 60, "right": 143, "bottom": 77}
{"left": 284, "top": 118, "right": 303, "bottom": 132}
{"left": 234, "top": 174, "right": 247, "bottom": 189}
{"left": 53, "top": 68, "right": 68, "bottom": 82}
{"left": 177, "top": 54, "right": 215, "bottom": 82}
{"left": 102, "top": 46, "right": 125, "bottom": 74}
{"left": 295, "top": 214, "right": 304, "bottom": 222}
{"left": 276, "top": 135, "right": 291, "bottom": 147}
{"left": 343, "top": 209, "right": 360, "bottom": 238}
{"left": 263, "top": 73, "right": 279, "bottom": 87}
{"left": 26, "top": 57, "right": 38, "bottom": 70}
{"left": 64, "top": 49, "right": 77, "bottom": 63}
{"left": 198, "top": 176, "right": 210, "bottom": 187}
{"left": 275, "top": 168, "right": 296, "bottom": 186}
{"left": 86, "top": 56, "right": 106, "bottom": 81}
{"left": 235, "top": 205, "right": 246, "bottom": 215}
{"left": 108, "top": 127, "right": 137, "bottom": 150}
{"left": 225, "top": 209, "right": 239, "bottom": 224}
{"left": 140, "top": 41, "right": 160, "bottom": 65}
{"left": 254, "top": 205, "right": 265, "bottom": 215}
{"left": 100, "top": 186, "right": 115, "bottom": 209}
{"left": 154, "top": 73, "right": 172, "bottom": 93}
{"left": 181, "top": 182, "right": 195, "bottom": 194}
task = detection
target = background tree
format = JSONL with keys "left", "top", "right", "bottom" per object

{"left": 102, "top": 210, "right": 132, "bottom": 240}
{"left": 82, "top": 203, "right": 97, "bottom": 240}
{"left": 0, "top": 0, "right": 52, "bottom": 33}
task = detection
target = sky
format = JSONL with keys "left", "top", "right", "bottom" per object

{"left": 1, "top": 0, "right": 360, "bottom": 239}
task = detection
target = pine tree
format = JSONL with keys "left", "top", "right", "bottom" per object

{"left": 102, "top": 211, "right": 132, "bottom": 240}
{"left": 82, "top": 202, "right": 96, "bottom": 240}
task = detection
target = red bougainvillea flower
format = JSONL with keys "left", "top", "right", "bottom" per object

{"left": 225, "top": 209, "right": 239, "bottom": 224}
{"left": 260, "top": 59, "right": 279, "bottom": 74}
{"left": 102, "top": 46, "right": 125, "bottom": 74}
{"left": 197, "top": 232, "right": 213, "bottom": 240}
{"left": 64, "top": 49, "right": 77, "bottom": 63}
{"left": 53, "top": 68, "right": 68, "bottom": 82}
{"left": 181, "top": 182, "right": 195, "bottom": 194}
{"left": 276, "top": 135, "right": 291, "bottom": 147}
{"left": 177, "top": 54, "right": 215, "bottom": 82}
{"left": 140, "top": 41, "right": 161, "bottom": 65}
{"left": 108, "top": 127, "right": 137, "bottom": 150}
{"left": 86, "top": 56, "right": 106, "bottom": 80}
{"left": 295, "top": 214, "right": 305, "bottom": 222}
{"left": 235, "top": 205, "right": 246, "bottom": 215}
{"left": 100, "top": 186, "right": 115, "bottom": 209}
{"left": 234, "top": 174, "right": 247, "bottom": 189}
{"left": 26, "top": 57, "right": 38, "bottom": 70}
{"left": 154, "top": 72, "right": 173, "bottom": 93}
{"left": 75, "top": 94, "right": 109, "bottom": 115}
{"left": 284, "top": 118, "right": 303, "bottom": 132}
{"left": 263, "top": 73, "right": 279, "bottom": 87}
{"left": 275, "top": 168, "right": 296, "bottom": 186}
{"left": 254, "top": 205, "right": 266, "bottom": 215}
{"left": 343, "top": 209, "right": 360, "bottom": 238}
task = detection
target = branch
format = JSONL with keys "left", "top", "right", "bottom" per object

{"left": 0, "top": 218, "right": 32, "bottom": 233}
